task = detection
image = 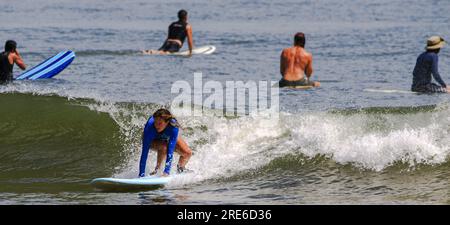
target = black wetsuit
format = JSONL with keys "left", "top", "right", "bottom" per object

{"left": 0, "top": 52, "right": 13, "bottom": 84}
{"left": 159, "top": 21, "right": 188, "bottom": 52}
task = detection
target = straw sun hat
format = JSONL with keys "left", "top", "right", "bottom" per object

{"left": 426, "top": 36, "right": 446, "bottom": 50}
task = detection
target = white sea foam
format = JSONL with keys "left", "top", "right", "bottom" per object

{"left": 94, "top": 103, "right": 450, "bottom": 187}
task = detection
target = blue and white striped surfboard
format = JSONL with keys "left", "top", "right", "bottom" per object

{"left": 15, "top": 50, "right": 75, "bottom": 80}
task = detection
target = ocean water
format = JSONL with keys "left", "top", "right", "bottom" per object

{"left": 1, "top": 0, "right": 450, "bottom": 204}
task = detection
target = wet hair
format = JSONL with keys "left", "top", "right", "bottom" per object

{"left": 5, "top": 40, "right": 17, "bottom": 52}
{"left": 178, "top": 9, "right": 188, "bottom": 21}
{"left": 294, "top": 32, "right": 305, "bottom": 47}
{"left": 153, "top": 108, "right": 180, "bottom": 127}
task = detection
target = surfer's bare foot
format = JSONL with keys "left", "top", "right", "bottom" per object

{"left": 149, "top": 167, "right": 159, "bottom": 175}
{"left": 142, "top": 50, "right": 159, "bottom": 54}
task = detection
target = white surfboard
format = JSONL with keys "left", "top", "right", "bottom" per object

{"left": 142, "top": 45, "right": 216, "bottom": 56}
{"left": 363, "top": 88, "right": 416, "bottom": 94}
{"left": 91, "top": 176, "right": 171, "bottom": 191}
{"left": 171, "top": 45, "right": 216, "bottom": 56}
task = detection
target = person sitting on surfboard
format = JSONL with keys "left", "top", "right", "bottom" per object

{"left": 411, "top": 36, "right": 449, "bottom": 93}
{"left": 279, "top": 32, "right": 320, "bottom": 88}
{"left": 139, "top": 109, "right": 193, "bottom": 177}
{"left": 143, "top": 9, "right": 194, "bottom": 55}
{"left": 0, "top": 40, "right": 26, "bottom": 84}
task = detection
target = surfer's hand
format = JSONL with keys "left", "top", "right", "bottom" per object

{"left": 13, "top": 49, "right": 21, "bottom": 57}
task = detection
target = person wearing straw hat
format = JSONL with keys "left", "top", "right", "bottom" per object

{"left": 411, "top": 36, "right": 449, "bottom": 93}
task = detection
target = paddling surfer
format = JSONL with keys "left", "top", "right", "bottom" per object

{"left": 143, "top": 10, "right": 194, "bottom": 55}
{"left": 411, "top": 36, "right": 449, "bottom": 93}
{"left": 279, "top": 32, "right": 320, "bottom": 88}
{"left": 0, "top": 40, "right": 26, "bottom": 84}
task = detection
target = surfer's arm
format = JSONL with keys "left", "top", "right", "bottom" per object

{"left": 431, "top": 55, "right": 446, "bottom": 87}
{"left": 186, "top": 24, "right": 193, "bottom": 54}
{"left": 11, "top": 51, "right": 26, "bottom": 70}
{"left": 139, "top": 123, "right": 156, "bottom": 177}
{"left": 280, "top": 50, "right": 287, "bottom": 76}
{"left": 305, "top": 54, "right": 313, "bottom": 79}
{"left": 163, "top": 127, "right": 179, "bottom": 175}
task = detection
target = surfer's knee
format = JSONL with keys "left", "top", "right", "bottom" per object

{"left": 177, "top": 145, "right": 192, "bottom": 158}
{"left": 161, "top": 146, "right": 168, "bottom": 154}
{"left": 184, "top": 147, "right": 192, "bottom": 158}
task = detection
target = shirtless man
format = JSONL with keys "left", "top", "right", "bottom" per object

{"left": 143, "top": 9, "right": 194, "bottom": 56}
{"left": 279, "top": 32, "right": 320, "bottom": 88}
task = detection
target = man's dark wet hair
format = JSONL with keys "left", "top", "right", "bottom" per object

{"left": 178, "top": 9, "right": 188, "bottom": 21}
{"left": 294, "top": 32, "right": 305, "bottom": 47}
{"left": 5, "top": 40, "right": 17, "bottom": 52}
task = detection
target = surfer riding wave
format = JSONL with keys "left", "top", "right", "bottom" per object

{"left": 138, "top": 109, "right": 192, "bottom": 177}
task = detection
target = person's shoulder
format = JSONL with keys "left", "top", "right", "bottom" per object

{"left": 424, "top": 51, "right": 438, "bottom": 60}
{"left": 303, "top": 49, "right": 313, "bottom": 58}
{"left": 281, "top": 47, "right": 292, "bottom": 55}
{"left": 430, "top": 52, "right": 438, "bottom": 58}
{"left": 169, "top": 121, "right": 180, "bottom": 130}
{"left": 8, "top": 52, "right": 18, "bottom": 60}
{"left": 167, "top": 124, "right": 179, "bottom": 135}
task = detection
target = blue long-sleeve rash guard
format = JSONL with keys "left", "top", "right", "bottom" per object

{"left": 139, "top": 116, "right": 179, "bottom": 177}
{"left": 412, "top": 51, "right": 447, "bottom": 89}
